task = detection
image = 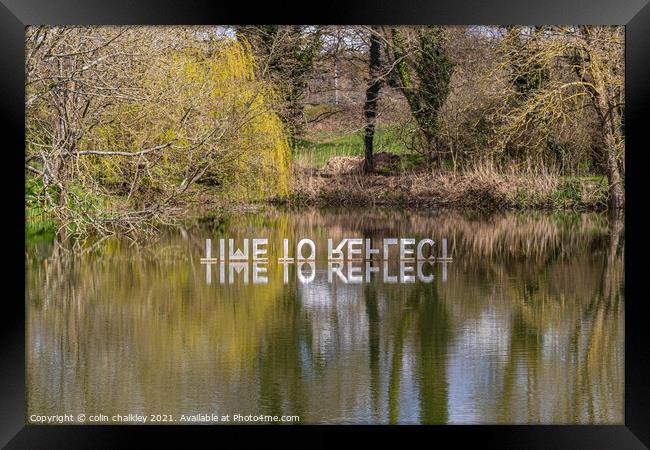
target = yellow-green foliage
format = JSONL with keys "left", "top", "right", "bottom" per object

{"left": 148, "top": 39, "right": 292, "bottom": 201}
{"left": 75, "top": 38, "right": 291, "bottom": 204}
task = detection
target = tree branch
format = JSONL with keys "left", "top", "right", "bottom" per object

{"left": 73, "top": 141, "right": 174, "bottom": 157}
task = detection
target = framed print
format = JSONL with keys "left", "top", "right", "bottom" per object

{"left": 1, "top": 0, "right": 649, "bottom": 447}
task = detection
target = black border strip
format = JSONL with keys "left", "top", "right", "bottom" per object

{"left": 2, "top": 1, "right": 649, "bottom": 448}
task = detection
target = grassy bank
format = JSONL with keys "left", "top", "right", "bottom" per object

{"left": 295, "top": 126, "right": 408, "bottom": 168}
{"left": 289, "top": 127, "right": 611, "bottom": 210}
{"left": 283, "top": 163, "right": 609, "bottom": 210}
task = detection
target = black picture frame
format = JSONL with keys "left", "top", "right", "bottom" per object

{"left": 2, "top": 1, "right": 648, "bottom": 447}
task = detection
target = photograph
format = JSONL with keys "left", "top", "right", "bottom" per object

{"left": 23, "top": 24, "right": 627, "bottom": 426}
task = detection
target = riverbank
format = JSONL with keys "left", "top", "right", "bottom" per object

{"left": 24, "top": 154, "right": 612, "bottom": 241}
{"left": 282, "top": 155, "right": 610, "bottom": 210}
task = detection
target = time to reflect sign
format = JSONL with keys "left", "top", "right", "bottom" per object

{"left": 200, "top": 237, "right": 452, "bottom": 285}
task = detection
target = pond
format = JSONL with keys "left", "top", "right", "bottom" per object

{"left": 26, "top": 207, "right": 624, "bottom": 424}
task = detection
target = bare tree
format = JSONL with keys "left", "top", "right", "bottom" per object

{"left": 497, "top": 26, "right": 624, "bottom": 208}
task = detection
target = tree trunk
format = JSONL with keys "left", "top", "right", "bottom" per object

{"left": 605, "top": 138, "right": 624, "bottom": 209}
{"left": 363, "top": 27, "right": 382, "bottom": 174}
{"left": 604, "top": 103, "right": 625, "bottom": 210}
{"left": 591, "top": 71, "right": 624, "bottom": 210}
{"left": 426, "top": 134, "right": 442, "bottom": 169}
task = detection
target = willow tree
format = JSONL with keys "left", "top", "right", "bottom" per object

{"left": 497, "top": 26, "right": 625, "bottom": 209}
{"left": 25, "top": 26, "right": 291, "bottom": 237}
{"left": 390, "top": 26, "right": 454, "bottom": 167}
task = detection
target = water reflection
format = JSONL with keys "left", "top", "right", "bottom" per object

{"left": 26, "top": 208, "right": 624, "bottom": 424}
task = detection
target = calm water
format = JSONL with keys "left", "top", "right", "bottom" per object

{"left": 26, "top": 208, "right": 624, "bottom": 424}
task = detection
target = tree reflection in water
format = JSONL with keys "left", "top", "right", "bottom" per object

{"left": 26, "top": 208, "right": 623, "bottom": 424}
